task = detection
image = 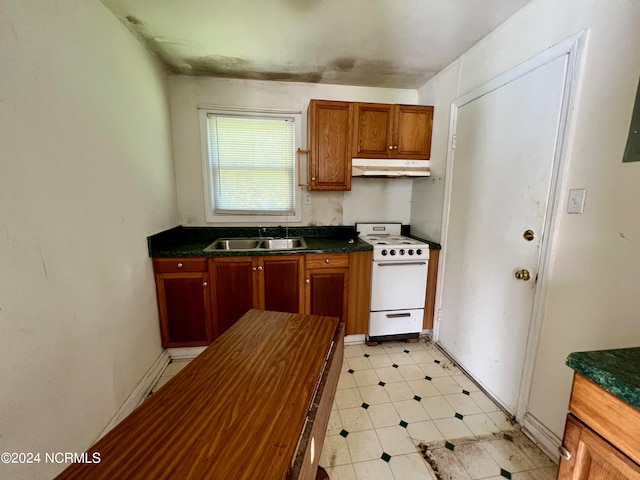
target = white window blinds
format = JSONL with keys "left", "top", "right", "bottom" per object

{"left": 206, "top": 114, "right": 296, "bottom": 215}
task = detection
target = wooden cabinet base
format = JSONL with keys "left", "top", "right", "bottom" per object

{"left": 56, "top": 310, "right": 344, "bottom": 480}
{"left": 558, "top": 374, "right": 640, "bottom": 480}
{"left": 558, "top": 415, "right": 640, "bottom": 480}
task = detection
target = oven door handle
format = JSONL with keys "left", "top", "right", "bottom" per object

{"left": 376, "top": 262, "right": 427, "bottom": 267}
{"left": 386, "top": 313, "right": 412, "bottom": 318}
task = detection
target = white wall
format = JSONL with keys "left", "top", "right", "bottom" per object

{"left": 0, "top": 1, "right": 178, "bottom": 478}
{"left": 168, "top": 75, "right": 417, "bottom": 227}
{"left": 410, "top": 63, "right": 460, "bottom": 242}
{"left": 416, "top": 0, "right": 640, "bottom": 443}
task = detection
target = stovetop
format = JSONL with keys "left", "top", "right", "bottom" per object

{"left": 360, "top": 234, "right": 425, "bottom": 246}
{"left": 356, "top": 223, "right": 429, "bottom": 261}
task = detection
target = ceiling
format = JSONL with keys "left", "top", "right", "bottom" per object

{"left": 101, "top": 0, "right": 532, "bottom": 89}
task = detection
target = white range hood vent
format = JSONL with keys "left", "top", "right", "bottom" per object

{"left": 352, "top": 158, "right": 431, "bottom": 177}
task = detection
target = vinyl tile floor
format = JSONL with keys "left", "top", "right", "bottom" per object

{"left": 150, "top": 340, "right": 559, "bottom": 480}
{"left": 319, "top": 339, "right": 558, "bottom": 480}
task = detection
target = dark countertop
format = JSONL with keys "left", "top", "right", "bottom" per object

{"left": 148, "top": 225, "right": 441, "bottom": 258}
{"left": 148, "top": 225, "right": 370, "bottom": 258}
{"left": 566, "top": 347, "right": 640, "bottom": 410}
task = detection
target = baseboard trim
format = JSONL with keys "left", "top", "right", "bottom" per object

{"left": 166, "top": 346, "right": 208, "bottom": 360}
{"left": 522, "top": 412, "right": 561, "bottom": 464}
{"left": 344, "top": 334, "right": 366, "bottom": 345}
{"left": 95, "top": 350, "right": 170, "bottom": 441}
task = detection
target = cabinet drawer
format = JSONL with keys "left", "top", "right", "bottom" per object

{"left": 153, "top": 258, "right": 207, "bottom": 273}
{"left": 305, "top": 254, "right": 349, "bottom": 269}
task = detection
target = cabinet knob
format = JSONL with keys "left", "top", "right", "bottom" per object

{"left": 202, "top": 282, "right": 208, "bottom": 287}
{"left": 311, "top": 177, "right": 316, "bottom": 181}
{"left": 252, "top": 267, "right": 257, "bottom": 272}
{"left": 388, "top": 146, "right": 393, "bottom": 150}
{"left": 393, "top": 145, "right": 398, "bottom": 150}
{"left": 177, "top": 262, "right": 183, "bottom": 268}
{"left": 257, "top": 266, "right": 263, "bottom": 271}
{"left": 324, "top": 258, "right": 330, "bottom": 264}
{"left": 305, "top": 279, "right": 310, "bottom": 284}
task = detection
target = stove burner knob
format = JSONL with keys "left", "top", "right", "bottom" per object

{"left": 381, "top": 249, "right": 388, "bottom": 256}
{"left": 416, "top": 249, "right": 422, "bottom": 256}
{"left": 408, "top": 249, "right": 414, "bottom": 255}
{"left": 399, "top": 249, "right": 405, "bottom": 255}
{"left": 390, "top": 249, "right": 396, "bottom": 256}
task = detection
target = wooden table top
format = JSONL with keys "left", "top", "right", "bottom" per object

{"left": 55, "top": 310, "right": 341, "bottom": 480}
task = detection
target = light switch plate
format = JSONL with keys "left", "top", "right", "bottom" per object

{"left": 568, "top": 188, "right": 586, "bottom": 214}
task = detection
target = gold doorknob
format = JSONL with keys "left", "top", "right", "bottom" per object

{"left": 515, "top": 269, "right": 531, "bottom": 281}
{"left": 523, "top": 229, "right": 535, "bottom": 241}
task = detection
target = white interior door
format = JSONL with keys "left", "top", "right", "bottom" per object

{"left": 438, "top": 55, "right": 568, "bottom": 414}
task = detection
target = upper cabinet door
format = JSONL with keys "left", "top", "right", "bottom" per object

{"left": 353, "top": 103, "right": 434, "bottom": 160}
{"left": 309, "top": 100, "right": 353, "bottom": 191}
{"left": 353, "top": 103, "right": 395, "bottom": 158}
{"left": 395, "top": 105, "right": 434, "bottom": 159}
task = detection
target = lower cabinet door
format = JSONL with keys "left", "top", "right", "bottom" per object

{"left": 209, "top": 257, "right": 256, "bottom": 339}
{"left": 155, "top": 272, "right": 211, "bottom": 348}
{"left": 306, "top": 268, "right": 348, "bottom": 323}
{"left": 558, "top": 414, "right": 640, "bottom": 480}
{"left": 260, "top": 255, "right": 305, "bottom": 314}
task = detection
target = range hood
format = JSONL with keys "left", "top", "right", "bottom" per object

{"left": 352, "top": 158, "right": 431, "bottom": 177}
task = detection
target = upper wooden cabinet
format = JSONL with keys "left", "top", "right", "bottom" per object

{"left": 308, "top": 100, "right": 353, "bottom": 191}
{"left": 353, "top": 103, "right": 434, "bottom": 160}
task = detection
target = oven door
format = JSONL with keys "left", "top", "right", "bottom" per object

{"left": 371, "top": 260, "right": 428, "bottom": 311}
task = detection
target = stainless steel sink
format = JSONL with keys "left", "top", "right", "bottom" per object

{"left": 204, "top": 238, "right": 262, "bottom": 251}
{"left": 260, "top": 237, "right": 307, "bottom": 250}
{"left": 203, "top": 237, "right": 307, "bottom": 251}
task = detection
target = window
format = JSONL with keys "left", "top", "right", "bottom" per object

{"left": 199, "top": 108, "right": 301, "bottom": 222}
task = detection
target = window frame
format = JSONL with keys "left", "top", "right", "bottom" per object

{"left": 199, "top": 107, "right": 302, "bottom": 223}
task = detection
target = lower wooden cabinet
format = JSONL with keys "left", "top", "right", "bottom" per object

{"left": 559, "top": 414, "right": 640, "bottom": 480}
{"left": 261, "top": 255, "right": 305, "bottom": 314}
{"left": 423, "top": 248, "right": 439, "bottom": 330}
{"left": 558, "top": 374, "right": 640, "bottom": 480}
{"left": 209, "top": 255, "right": 304, "bottom": 339}
{"left": 153, "top": 258, "right": 212, "bottom": 348}
{"left": 305, "top": 253, "right": 349, "bottom": 325}
{"left": 153, "top": 251, "right": 371, "bottom": 348}
{"left": 208, "top": 257, "right": 255, "bottom": 339}
{"left": 346, "top": 250, "right": 372, "bottom": 335}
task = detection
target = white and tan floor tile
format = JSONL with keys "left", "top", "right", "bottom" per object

{"left": 319, "top": 339, "right": 559, "bottom": 480}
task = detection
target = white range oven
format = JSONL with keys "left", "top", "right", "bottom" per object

{"left": 357, "top": 223, "right": 430, "bottom": 342}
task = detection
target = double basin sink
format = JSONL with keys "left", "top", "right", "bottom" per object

{"left": 204, "top": 237, "right": 307, "bottom": 252}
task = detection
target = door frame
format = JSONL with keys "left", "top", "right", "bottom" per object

{"left": 435, "top": 31, "right": 586, "bottom": 425}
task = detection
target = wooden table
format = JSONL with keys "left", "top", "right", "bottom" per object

{"left": 56, "top": 310, "right": 344, "bottom": 479}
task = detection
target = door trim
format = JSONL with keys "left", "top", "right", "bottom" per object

{"left": 435, "top": 30, "right": 587, "bottom": 423}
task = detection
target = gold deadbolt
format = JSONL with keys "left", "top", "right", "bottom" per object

{"left": 523, "top": 229, "right": 535, "bottom": 241}
{"left": 515, "top": 269, "right": 531, "bottom": 281}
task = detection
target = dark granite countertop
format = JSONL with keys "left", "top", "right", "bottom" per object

{"left": 148, "top": 225, "right": 441, "bottom": 258}
{"left": 148, "top": 225, "right": 372, "bottom": 257}
{"left": 566, "top": 347, "right": 640, "bottom": 410}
